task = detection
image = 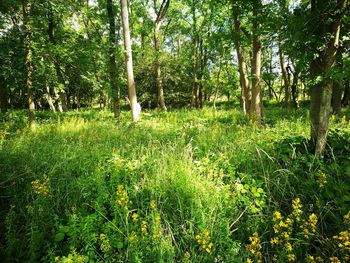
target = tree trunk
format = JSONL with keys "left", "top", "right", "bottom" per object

{"left": 120, "top": 0, "right": 140, "bottom": 122}
{"left": 250, "top": 0, "right": 263, "bottom": 123}
{"left": 332, "top": 80, "right": 344, "bottom": 115}
{"left": 47, "top": 8, "right": 67, "bottom": 112}
{"left": 107, "top": 0, "right": 120, "bottom": 118}
{"left": 342, "top": 80, "right": 350, "bottom": 106}
{"left": 23, "top": 0, "right": 35, "bottom": 130}
{"left": 154, "top": 23, "right": 167, "bottom": 111}
{"left": 190, "top": 0, "right": 199, "bottom": 108}
{"left": 291, "top": 70, "right": 299, "bottom": 109}
{"left": 278, "top": 36, "right": 291, "bottom": 109}
{"left": 232, "top": 4, "right": 250, "bottom": 115}
{"left": 0, "top": 76, "right": 8, "bottom": 113}
{"left": 310, "top": 0, "right": 346, "bottom": 157}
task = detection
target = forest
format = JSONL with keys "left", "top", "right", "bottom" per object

{"left": 0, "top": 0, "right": 350, "bottom": 262}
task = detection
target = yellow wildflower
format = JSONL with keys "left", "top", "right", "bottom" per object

{"left": 306, "top": 255, "right": 315, "bottom": 263}
{"left": 309, "top": 213, "right": 318, "bottom": 232}
{"left": 287, "top": 253, "right": 296, "bottom": 262}
{"left": 141, "top": 221, "right": 148, "bottom": 234}
{"left": 329, "top": 257, "right": 341, "bottom": 263}
{"left": 273, "top": 211, "right": 282, "bottom": 221}
{"left": 270, "top": 237, "right": 280, "bottom": 245}
{"left": 281, "top": 231, "right": 290, "bottom": 239}
{"left": 131, "top": 213, "right": 138, "bottom": 222}
{"left": 31, "top": 175, "right": 50, "bottom": 196}
{"left": 150, "top": 200, "right": 156, "bottom": 210}
{"left": 284, "top": 242, "right": 292, "bottom": 251}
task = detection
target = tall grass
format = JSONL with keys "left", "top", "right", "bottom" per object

{"left": 0, "top": 105, "right": 349, "bottom": 262}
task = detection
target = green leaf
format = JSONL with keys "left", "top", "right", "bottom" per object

{"left": 54, "top": 232, "right": 65, "bottom": 242}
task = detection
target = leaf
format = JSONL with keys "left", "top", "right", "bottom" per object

{"left": 54, "top": 232, "right": 65, "bottom": 242}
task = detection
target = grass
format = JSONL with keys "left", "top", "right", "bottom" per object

{"left": 0, "top": 104, "right": 350, "bottom": 262}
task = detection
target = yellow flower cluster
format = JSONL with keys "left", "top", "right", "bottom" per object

{"left": 131, "top": 212, "right": 138, "bottom": 222}
{"left": 141, "top": 220, "right": 148, "bottom": 234}
{"left": 333, "top": 230, "right": 350, "bottom": 252}
{"left": 99, "top": 233, "right": 111, "bottom": 254}
{"left": 292, "top": 198, "right": 303, "bottom": 221}
{"left": 316, "top": 171, "right": 327, "bottom": 188}
{"left": 150, "top": 200, "right": 156, "bottom": 210}
{"left": 246, "top": 232, "right": 262, "bottom": 262}
{"left": 31, "top": 175, "right": 50, "bottom": 196}
{"left": 330, "top": 256, "right": 341, "bottom": 263}
{"left": 128, "top": 231, "right": 138, "bottom": 243}
{"left": 344, "top": 211, "right": 350, "bottom": 226}
{"left": 301, "top": 213, "right": 318, "bottom": 239}
{"left": 116, "top": 185, "right": 130, "bottom": 210}
{"left": 196, "top": 229, "right": 214, "bottom": 254}
{"left": 152, "top": 214, "right": 161, "bottom": 239}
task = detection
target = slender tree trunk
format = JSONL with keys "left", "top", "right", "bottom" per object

{"left": 190, "top": 0, "right": 199, "bottom": 108}
{"left": 23, "top": 0, "right": 35, "bottom": 130}
{"left": 278, "top": 36, "right": 291, "bottom": 109}
{"left": 250, "top": 0, "right": 263, "bottom": 123}
{"left": 310, "top": 0, "right": 346, "bottom": 157}
{"left": 154, "top": 23, "right": 167, "bottom": 111}
{"left": 0, "top": 76, "right": 8, "bottom": 113}
{"left": 291, "top": 70, "right": 299, "bottom": 109}
{"left": 120, "top": 0, "right": 140, "bottom": 121}
{"left": 213, "top": 59, "right": 222, "bottom": 111}
{"left": 47, "top": 8, "right": 67, "bottom": 112}
{"left": 232, "top": 5, "right": 250, "bottom": 115}
{"left": 107, "top": 0, "right": 120, "bottom": 118}
{"left": 342, "top": 80, "right": 350, "bottom": 106}
{"left": 332, "top": 80, "right": 344, "bottom": 115}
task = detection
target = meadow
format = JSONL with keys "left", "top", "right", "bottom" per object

{"left": 0, "top": 103, "right": 350, "bottom": 262}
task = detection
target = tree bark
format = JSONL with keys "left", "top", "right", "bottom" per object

{"left": 120, "top": 0, "right": 140, "bottom": 121}
{"left": 191, "top": 0, "right": 199, "bottom": 108}
{"left": 153, "top": 0, "right": 170, "bottom": 111}
{"left": 332, "top": 80, "right": 344, "bottom": 115}
{"left": 232, "top": 2, "right": 250, "bottom": 115}
{"left": 310, "top": 0, "right": 346, "bottom": 157}
{"left": 278, "top": 36, "right": 291, "bottom": 109}
{"left": 290, "top": 70, "right": 299, "bottom": 109}
{"left": 0, "top": 76, "right": 8, "bottom": 113}
{"left": 250, "top": 0, "right": 263, "bottom": 124}
{"left": 23, "top": 0, "right": 35, "bottom": 130}
{"left": 342, "top": 80, "right": 350, "bottom": 106}
{"left": 107, "top": 0, "right": 120, "bottom": 118}
{"left": 47, "top": 8, "right": 67, "bottom": 112}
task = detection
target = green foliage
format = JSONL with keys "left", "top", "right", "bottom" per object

{"left": 1, "top": 105, "right": 350, "bottom": 261}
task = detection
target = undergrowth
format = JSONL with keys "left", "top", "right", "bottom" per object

{"left": 0, "top": 105, "right": 349, "bottom": 262}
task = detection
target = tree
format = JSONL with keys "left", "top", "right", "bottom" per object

{"left": 23, "top": 0, "right": 35, "bottom": 130}
{"left": 153, "top": 0, "right": 170, "bottom": 111}
{"left": 107, "top": 0, "right": 120, "bottom": 118}
{"left": 120, "top": 0, "right": 140, "bottom": 121}
{"left": 250, "top": 0, "right": 263, "bottom": 123}
{"left": 309, "top": 0, "right": 347, "bottom": 157}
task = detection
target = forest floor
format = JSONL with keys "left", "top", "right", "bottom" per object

{"left": 0, "top": 103, "right": 350, "bottom": 262}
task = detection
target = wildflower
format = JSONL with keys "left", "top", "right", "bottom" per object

{"left": 292, "top": 198, "right": 303, "bottom": 221}
{"left": 273, "top": 224, "right": 280, "bottom": 233}
{"left": 31, "top": 175, "right": 50, "bottom": 196}
{"left": 150, "top": 200, "right": 156, "bottom": 210}
{"left": 279, "top": 220, "right": 288, "bottom": 228}
{"left": 284, "top": 242, "right": 292, "bottom": 251}
{"left": 306, "top": 255, "right": 315, "bottom": 263}
{"left": 246, "top": 232, "right": 262, "bottom": 260}
{"left": 116, "top": 185, "right": 130, "bottom": 210}
{"left": 309, "top": 213, "right": 318, "bottom": 232}
{"left": 128, "top": 231, "right": 138, "bottom": 242}
{"left": 287, "top": 253, "right": 296, "bottom": 262}
{"left": 131, "top": 212, "right": 138, "bottom": 222}
{"left": 333, "top": 230, "right": 350, "bottom": 252}
{"left": 184, "top": 252, "right": 190, "bottom": 262}
{"left": 344, "top": 211, "right": 350, "bottom": 225}
{"left": 281, "top": 231, "right": 290, "bottom": 239}
{"left": 273, "top": 211, "right": 282, "bottom": 221}
{"left": 99, "top": 233, "right": 111, "bottom": 254}
{"left": 196, "top": 229, "right": 213, "bottom": 254}
{"left": 247, "top": 258, "right": 253, "bottom": 263}
{"left": 329, "top": 257, "right": 341, "bottom": 263}
{"left": 316, "top": 171, "right": 327, "bottom": 188}
{"left": 270, "top": 237, "right": 280, "bottom": 245}
{"left": 141, "top": 221, "right": 148, "bottom": 234}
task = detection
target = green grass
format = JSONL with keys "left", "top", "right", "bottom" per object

{"left": 0, "top": 105, "right": 350, "bottom": 262}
